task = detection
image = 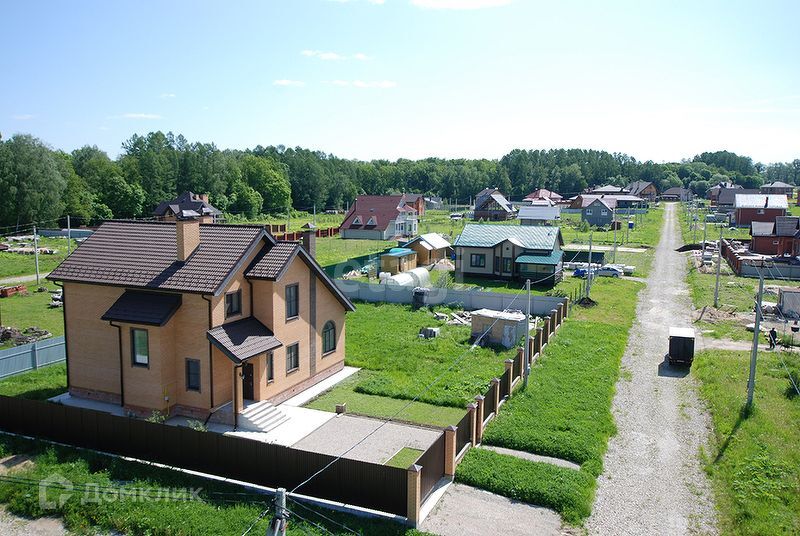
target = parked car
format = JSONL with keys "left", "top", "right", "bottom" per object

{"left": 595, "top": 266, "right": 623, "bottom": 278}
{"left": 573, "top": 267, "right": 588, "bottom": 278}
{"left": 449, "top": 213, "right": 464, "bottom": 220}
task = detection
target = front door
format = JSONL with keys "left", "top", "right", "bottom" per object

{"left": 242, "top": 363, "right": 254, "bottom": 400}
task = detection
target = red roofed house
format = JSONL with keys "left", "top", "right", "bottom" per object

{"left": 47, "top": 218, "right": 355, "bottom": 431}
{"left": 340, "top": 195, "right": 419, "bottom": 240}
{"left": 524, "top": 189, "right": 563, "bottom": 203}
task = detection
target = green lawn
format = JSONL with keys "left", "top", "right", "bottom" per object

{"left": 456, "top": 277, "right": 645, "bottom": 524}
{"left": 693, "top": 349, "right": 800, "bottom": 535}
{"left": 385, "top": 447, "right": 423, "bottom": 469}
{"left": 305, "top": 373, "right": 466, "bottom": 427}
{"left": 0, "top": 363, "right": 67, "bottom": 399}
{"left": 314, "top": 236, "right": 394, "bottom": 267}
{"left": 0, "top": 282, "right": 64, "bottom": 348}
{"left": 0, "top": 237, "right": 77, "bottom": 280}
{"left": 0, "top": 434, "right": 430, "bottom": 536}
{"left": 344, "top": 302, "right": 515, "bottom": 407}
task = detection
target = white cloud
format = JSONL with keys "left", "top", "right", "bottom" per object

{"left": 12, "top": 114, "right": 34, "bottom": 120}
{"left": 273, "top": 79, "right": 306, "bottom": 87}
{"left": 302, "top": 50, "right": 371, "bottom": 61}
{"left": 159, "top": 92, "right": 176, "bottom": 99}
{"left": 120, "top": 113, "right": 161, "bottom": 119}
{"left": 411, "top": 0, "right": 512, "bottom": 9}
{"left": 330, "top": 80, "right": 397, "bottom": 88}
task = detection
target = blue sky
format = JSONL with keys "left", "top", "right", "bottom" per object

{"left": 1, "top": 0, "right": 798, "bottom": 163}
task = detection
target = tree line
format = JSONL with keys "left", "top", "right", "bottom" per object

{"left": 0, "top": 130, "right": 798, "bottom": 229}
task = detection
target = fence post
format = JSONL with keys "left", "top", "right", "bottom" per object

{"left": 542, "top": 318, "right": 550, "bottom": 345}
{"left": 406, "top": 464, "right": 422, "bottom": 527}
{"left": 474, "top": 395, "right": 485, "bottom": 444}
{"left": 534, "top": 327, "right": 543, "bottom": 357}
{"left": 444, "top": 426, "right": 457, "bottom": 477}
{"left": 491, "top": 378, "right": 501, "bottom": 414}
{"left": 31, "top": 341, "right": 38, "bottom": 370}
{"left": 549, "top": 309, "right": 558, "bottom": 334}
{"left": 517, "top": 347, "right": 525, "bottom": 379}
{"left": 504, "top": 360, "right": 513, "bottom": 398}
{"left": 563, "top": 297, "right": 570, "bottom": 319}
{"left": 467, "top": 403, "right": 478, "bottom": 446}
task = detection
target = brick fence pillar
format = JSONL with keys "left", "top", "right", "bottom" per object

{"left": 491, "top": 378, "right": 501, "bottom": 413}
{"left": 504, "top": 359, "right": 514, "bottom": 397}
{"left": 406, "top": 464, "right": 422, "bottom": 527}
{"left": 444, "top": 426, "right": 457, "bottom": 477}
{"left": 474, "top": 395, "right": 485, "bottom": 443}
{"left": 466, "top": 402, "right": 478, "bottom": 446}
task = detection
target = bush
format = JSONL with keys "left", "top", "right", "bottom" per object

{"left": 145, "top": 411, "right": 166, "bottom": 424}
{"left": 455, "top": 449, "right": 594, "bottom": 523}
{"left": 187, "top": 419, "right": 207, "bottom": 432}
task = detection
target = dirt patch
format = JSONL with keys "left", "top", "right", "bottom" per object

{"left": 577, "top": 297, "right": 597, "bottom": 307}
{"left": 0, "top": 454, "right": 34, "bottom": 475}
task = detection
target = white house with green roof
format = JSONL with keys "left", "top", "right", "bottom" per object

{"left": 453, "top": 224, "right": 564, "bottom": 286}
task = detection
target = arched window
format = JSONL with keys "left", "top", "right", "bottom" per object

{"left": 322, "top": 321, "right": 336, "bottom": 354}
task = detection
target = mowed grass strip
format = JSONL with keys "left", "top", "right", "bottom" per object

{"left": 693, "top": 349, "right": 800, "bottom": 535}
{"left": 346, "top": 302, "right": 515, "bottom": 407}
{"left": 305, "top": 373, "right": 466, "bottom": 427}
{"left": 385, "top": 447, "right": 423, "bottom": 469}
{"left": 455, "top": 449, "right": 594, "bottom": 524}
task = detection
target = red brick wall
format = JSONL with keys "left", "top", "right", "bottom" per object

{"left": 735, "top": 208, "right": 786, "bottom": 226}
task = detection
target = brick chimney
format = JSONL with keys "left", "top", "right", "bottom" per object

{"left": 176, "top": 218, "right": 201, "bottom": 262}
{"left": 301, "top": 223, "right": 317, "bottom": 258}
{"left": 198, "top": 193, "right": 209, "bottom": 204}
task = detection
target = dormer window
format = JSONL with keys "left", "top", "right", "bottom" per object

{"left": 352, "top": 216, "right": 363, "bottom": 225}
{"left": 366, "top": 216, "right": 377, "bottom": 226}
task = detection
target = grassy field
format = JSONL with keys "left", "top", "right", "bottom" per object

{"left": 314, "top": 236, "right": 395, "bottom": 267}
{"left": 0, "top": 283, "right": 64, "bottom": 349}
{"left": 456, "top": 277, "right": 645, "bottom": 524}
{"left": 0, "top": 434, "right": 430, "bottom": 536}
{"left": 693, "top": 349, "right": 800, "bottom": 535}
{"left": 0, "top": 237, "right": 76, "bottom": 280}
{"left": 305, "top": 372, "right": 466, "bottom": 427}
{"left": 0, "top": 362, "right": 67, "bottom": 399}
{"left": 343, "top": 302, "right": 515, "bottom": 407}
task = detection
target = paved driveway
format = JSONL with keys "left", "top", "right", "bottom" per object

{"left": 292, "top": 414, "right": 442, "bottom": 464}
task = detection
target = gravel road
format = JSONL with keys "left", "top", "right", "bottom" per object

{"left": 586, "top": 203, "right": 718, "bottom": 535}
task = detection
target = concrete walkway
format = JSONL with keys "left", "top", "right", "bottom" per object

{"left": 586, "top": 202, "right": 717, "bottom": 535}
{"left": 420, "top": 483, "right": 574, "bottom": 536}
{"left": 480, "top": 445, "right": 581, "bottom": 471}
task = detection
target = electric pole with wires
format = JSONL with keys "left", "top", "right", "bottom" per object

{"left": 714, "top": 225, "right": 723, "bottom": 309}
{"left": 747, "top": 265, "right": 767, "bottom": 410}
{"left": 523, "top": 278, "right": 531, "bottom": 390}
{"left": 266, "top": 488, "right": 287, "bottom": 536}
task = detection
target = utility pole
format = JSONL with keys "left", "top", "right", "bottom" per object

{"left": 66, "top": 215, "right": 71, "bottom": 256}
{"left": 587, "top": 230, "right": 594, "bottom": 298}
{"left": 523, "top": 279, "right": 531, "bottom": 389}
{"left": 714, "top": 225, "right": 723, "bottom": 308}
{"left": 747, "top": 267, "right": 765, "bottom": 409}
{"left": 266, "top": 488, "right": 287, "bottom": 536}
{"left": 702, "top": 219, "right": 707, "bottom": 249}
{"left": 612, "top": 208, "right": 617, "bottom": 264}
{"left": 33, "top": 225, "right": 40, "bottom": 287}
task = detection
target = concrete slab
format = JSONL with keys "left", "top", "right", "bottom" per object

{"left": 292, "top": 414, "right": 442, "bottom": 464}
{"left": 50, "top": 393, "right": 126, "bottom": 416}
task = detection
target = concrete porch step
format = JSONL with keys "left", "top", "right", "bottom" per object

{"left": 238, "top": 401, "right": 290, "bottom": 432}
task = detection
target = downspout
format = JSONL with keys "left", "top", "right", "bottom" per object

{"left": 201, "top": 295, "right": 214, "bottom": 410}
{"left": 233, "top": 363, "right": 242, "bottom": 431}
{"left": 54, "top": 282, "right": 69, "bottom": 391}
{"left": 108, "top": 321, "right": 125, "bottom": 408}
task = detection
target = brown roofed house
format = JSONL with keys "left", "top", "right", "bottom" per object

{"left": 153, "top": 191, "right": 222, "bottom": 223}
{"left": 340, "top": 195, "right": 419, "bottom": 240}
{"left": 47, "top": 219, "right": 354, "bottom": 430}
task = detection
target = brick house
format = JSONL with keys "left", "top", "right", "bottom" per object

{"left": 760, "top": 181, "right": 794, "bottom": 197}
{"left": 153, "top": 191, "right": 222, "bottom": 223}
{"left": 473, "top": 188, "right": 515, "bottom": 221}
{"left": 733, "top": 194, "right": 788, "bottom": 227}
{"left": 626, "top": 181, "right": 658, "bottom": 201}
{"left": 47, "top": 219, "right": 355, "bottom": 427}
{"left": 749, "top": 216, "right": 800, "bottom": 256}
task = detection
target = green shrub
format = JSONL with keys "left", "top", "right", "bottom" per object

{"left": 145, "top": 411, "right": 166, "bottom": 424}
{"left": 187, "top": 419, "right": 207, "bottom": 432}
{"left": 455, "top": 449, "right": 594, "bottom": 523}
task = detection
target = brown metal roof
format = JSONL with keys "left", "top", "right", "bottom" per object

{"left": 245, "top": 241, "right": 299, "bottom": 280}
{"left": 47, "top": 221, "right": 266, "bottom": 295}
{"left": 207, "top": 317, "right": 282, "bottom": 364}
{"left": 101, "top": 290, "right": 182, "bottom": 326}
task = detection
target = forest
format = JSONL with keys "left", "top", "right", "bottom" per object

{"left": 0, "top": 130, "right": 798, "bottom": 228}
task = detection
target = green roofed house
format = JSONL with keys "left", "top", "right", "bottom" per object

{"left": 453, "top": 224, "right": 564, "bottom": 286}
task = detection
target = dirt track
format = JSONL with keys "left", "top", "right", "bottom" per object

{"left": 586, "top": 203, "right": 718, "bottom": 535}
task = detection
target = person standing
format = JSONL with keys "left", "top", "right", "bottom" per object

{"left": 768, "top": 327, "right": 778, "bottom": 350}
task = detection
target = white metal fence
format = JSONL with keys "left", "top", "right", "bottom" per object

{"left": 0, "top": 336, "right": 65, "bottom": 379}
{"left": 334, "top": 280, "right": 567, "bottom": 315}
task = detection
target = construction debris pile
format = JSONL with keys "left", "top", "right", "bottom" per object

{"left": 0, "top": 326, "right": 52, "bottom": 346}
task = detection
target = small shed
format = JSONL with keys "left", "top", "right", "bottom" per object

{"left": 403, "top": 233, "right": 452, "bottom": 265}
{"left": 470, "top": 308, "right": 527, "bottom": 349}
{"left": 778, "top": 288, "right": 800, "bottom": 318}
{"left": 380, "top": 247, "right": 418, "bottom": 275}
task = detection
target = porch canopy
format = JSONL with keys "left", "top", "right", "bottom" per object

{"left": 207, "top": 317, "right": 282, "bottom": 364}
{"left": 101, "top": 290, "right": 182, "bottom": 326}
{"left": 515, "top": 251, "right": 563, "bottom": 266}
